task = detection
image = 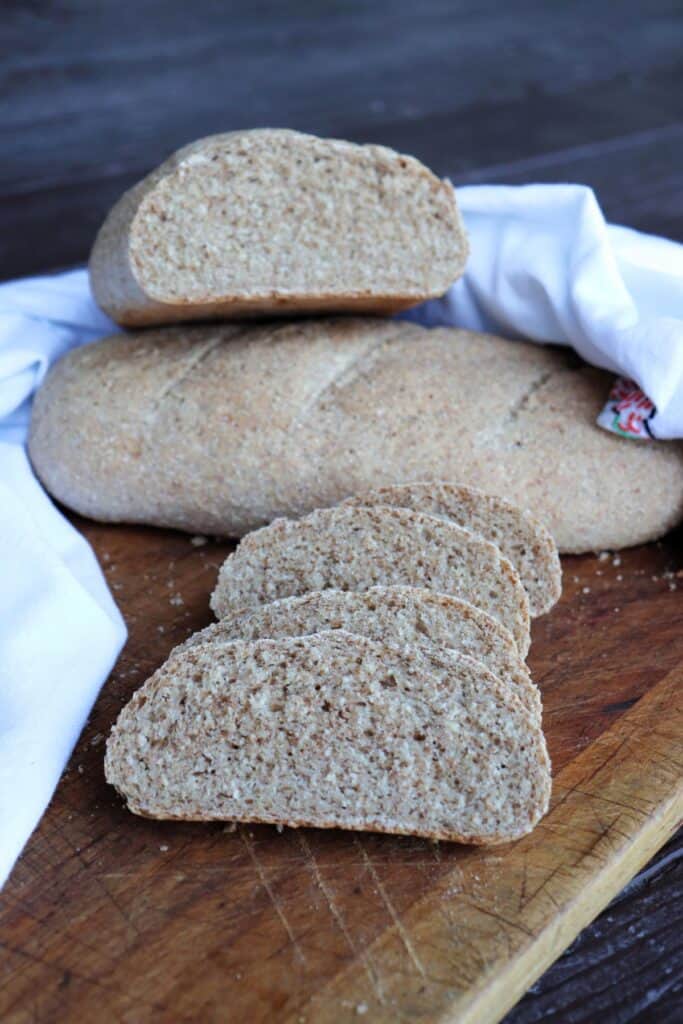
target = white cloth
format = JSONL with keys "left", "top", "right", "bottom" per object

{"left": 0, "top": 183, "right": 681, "bottom": 888}
{"left": 0, "top": 272, "right": 126, "bottom": 887}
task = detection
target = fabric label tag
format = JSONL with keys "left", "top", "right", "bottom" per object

{"left": 597, "top": 377, "right": 656, "bottom": 440}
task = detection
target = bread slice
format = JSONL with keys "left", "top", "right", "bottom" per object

{"left": 104, "top": 631, "right": 550, "bottom": 843}
{"left": 89, "top": 129, "right": 468, "bottom": 327}
{"left": 342, "top": 483, "right": 561, "bottom": 616}
{"left": 183, "top": 586, "right": 539, "bottom": 719}
{"left": 211, "top": 506, "right": 531, "bottom": 655}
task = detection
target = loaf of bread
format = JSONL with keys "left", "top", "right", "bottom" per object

{"left": 342, "top": 482, "right": 561, "bottom": 616}
{"left": 180, "top": 586, "right": 540, "bottom": 718}
{"left": 211, "top": 506, "right": 531, "bottom": 654}
{"left": 104, "top": 631, "right": 550, "bottom": 843}
{"left": 89, "top": 129, "right": 467, "bottom": 327}
{"left": 28, "top": 319, "right": 683, "bottom": 552}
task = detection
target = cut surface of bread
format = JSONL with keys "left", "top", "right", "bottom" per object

{"left": 211, "top": 506, "right": 531, "bottom": 655}
{"left": 183, "top": 586, "right": 539, "bottom": 718}
{"left": 342, "top": 483, "right": 561, "bottom": 616}
{"left": 104, "top": 631, "right": 550, "bottom": 844}
{"left": 89, "top": 129, "right": 467, "bottom": 326}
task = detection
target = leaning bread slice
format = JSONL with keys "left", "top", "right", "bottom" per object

{"left": 342, "top": 483, "right": 561, "bottom": 616}
{"left": 211, "top": 506, "right": 531, "bottom": 655}
{"left": 104, "top": 631, "right": 550, "bottom": 843}
{"left": 89, "top": 129, "right": 468, "bottom": 327}
{"left": 183, "top": 586, "right": 539, "bottom": 718}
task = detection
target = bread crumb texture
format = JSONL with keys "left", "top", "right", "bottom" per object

{"left": 104, "top": 632, "right": 550, "bottom": 844}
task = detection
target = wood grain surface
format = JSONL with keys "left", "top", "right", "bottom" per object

{"left": 1, "top": 522, "right": 681, "bottom": 1022}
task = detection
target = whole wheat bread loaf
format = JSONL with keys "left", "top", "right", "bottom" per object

{"left": 211, "top": 506, "right": 531, "bottom": 654}
{"left": 183, "top": 586, "right": 540, "bottom": 718}
{"left": 104, "top": 631, "right": 550, "bottom": 844}
{"left": 342, "top": 483, "right": 561, "bottom": 616}
{"left": 28, "top": 319, "right": 683, "bottom": 552}
{"left": 89, "top": 129, "right": 467, "bottom": 327}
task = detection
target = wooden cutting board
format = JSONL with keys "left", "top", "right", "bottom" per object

{"left": 1, "top": 519, "right": 681, "bottom": 1023}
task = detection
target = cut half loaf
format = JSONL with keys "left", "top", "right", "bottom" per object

{"left": 211, "top": 506, "right": 531, "bottom": 655}
{"left": 184, "top": 586, "right": 539, "bottom": 718}
{"left": 104, "top": 631, "right": 550, "bottom": 843}
{"left": 342, "top": 483, "right": 561, "bottom": 616}
{"left": 89, "top": 129, "right": 467, "bottom": 326}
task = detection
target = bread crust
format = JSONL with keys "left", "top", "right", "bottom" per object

{"left": 28, "top": 319, "right": 683, "bottom": 553}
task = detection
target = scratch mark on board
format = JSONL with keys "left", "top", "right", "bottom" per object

{"left": 297, "top": 833, "right": 386, "bottom": 1004}
{"left": 354, "top": 837, "right": 426, "bottom": 979}
{"left": 240, "top": 828, "right": 307, "bottom": 966}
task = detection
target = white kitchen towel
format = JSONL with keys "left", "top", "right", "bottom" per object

{"left": 1, "top": 183, "right": 682, "bottom": 888}
{"left": 0, "top": 272, "right": 126, "bottom": 888}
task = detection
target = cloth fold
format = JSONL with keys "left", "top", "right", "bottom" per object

{"left": 0, "top": 273, "right": 126, "bottom": 888}
{"left": 1, "top": 182, "right": 681, "bottom": 888}
{"left": 406, "top": 184, "right": 683, "bottom": 439}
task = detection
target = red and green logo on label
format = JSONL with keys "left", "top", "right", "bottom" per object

{"left": 598, "top": 377, "right": 656, "bottom": 440}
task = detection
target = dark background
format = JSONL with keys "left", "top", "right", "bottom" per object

{"left": 2, "top": 0, "right": 682, "bottom": 280}
{"left": 2, "top": 1, "right": 682, "bottom": 1020}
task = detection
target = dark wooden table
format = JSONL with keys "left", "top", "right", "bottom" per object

{"left": 1, "top": 2, "right": 681, "bottom": 1020}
